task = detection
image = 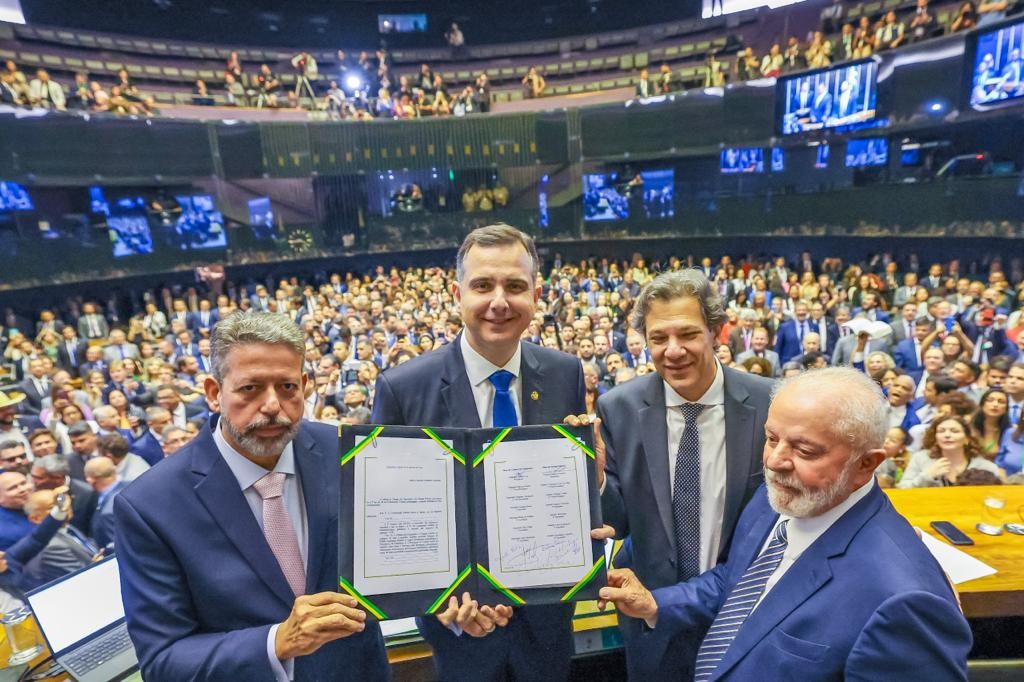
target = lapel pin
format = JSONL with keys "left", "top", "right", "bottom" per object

{"left": 530, "top": 391, "right": 540, "bottom": 401}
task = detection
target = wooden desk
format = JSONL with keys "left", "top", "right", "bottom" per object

{"left": 886, "top": 485, "right": 1024, "bottom": 618}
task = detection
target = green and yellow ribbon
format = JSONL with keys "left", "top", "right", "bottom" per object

{"left": 560, "top": 556, "right": 606, "bottom": 602}
{"left": 339, "top": 426, "right": 384, "bottom": 466}
{"left": 338, "top": 576, "right": 388, "bottom": 620}
{"left": 425, "top": 564, "right": 474, "bottom": 614}
{"left": 421, "top": 428, "right": 466, "bottom": 465}
{"left": 472, "top": 428, "right": 512, "bottom": 468}
{"left": 550, "top": 424, "right": 596, "bottom": 459}
{"left": 475, "top": 563, "right": 526, "bottom": 605}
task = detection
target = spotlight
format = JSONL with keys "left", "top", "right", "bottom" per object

{"left": 345, "top": 74, "right": 363, "bottom": 92}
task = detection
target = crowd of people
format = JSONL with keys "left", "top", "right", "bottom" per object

{"left": 0, "top": 225, "right": 1001, "bottom": 676}
{"left": 4, "top": 0, "right": 1016, "bottom": 120}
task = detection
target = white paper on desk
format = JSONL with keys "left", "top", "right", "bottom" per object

{"left": 482, "top": 438, "right": 594, "bottom": 590}
{"left": 353, "top": 436, "right": 459, "bottom": 596}
{"left": 920, "top": 532, "right": 998, "bottom": 584}
{"left": 842, "top": 318, "right": 893, "bottom": 340}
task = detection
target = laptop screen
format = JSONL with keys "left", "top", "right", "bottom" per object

{"left": 27, "top": 557, "right": 126, "bottom": 654}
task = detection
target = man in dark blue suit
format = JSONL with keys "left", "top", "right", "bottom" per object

{"left": 594, "top": 270, "right": 772, "bottom": 680}
{"left": 372, "top": 225, "right": 589, "bottom": 682}
{"left": 810, "top": 81, "right": 832, "bottom": 124}
{"left": 773, "top": 301, "right": 813, "bottom": 364}
{"left": 893, "top": 317, "right": 932, "bottom": 379}
{"left": 599, "top": 368, "right": 971, "bottom": 681}
{"left": 115, "top": 312, "right": 388, "bottom": 681}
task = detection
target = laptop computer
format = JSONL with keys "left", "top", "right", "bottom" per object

{"left": 26, "top": 556, "right": 138, "bottom": 682}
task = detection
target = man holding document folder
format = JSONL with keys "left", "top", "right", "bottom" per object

{"left": 372, "top": 224, "right": 592, "bottom": 681}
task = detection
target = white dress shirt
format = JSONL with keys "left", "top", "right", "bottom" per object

{"left": 664, "top": 361, "right": 727, "bottom": 573}
{"left": 214, "top": 421, "right": 307, "bottom": 682}
{"left": 171, "top": 402, "right": 187, "bottom": 428}
{"left": 887, "top": 404, "right": 907, "bottom": 429}
{"left": 460, "top": 334, "right": 522, "bottom": 427}
{"left": 754, "top": 478, "right": 875, "bottom": 609}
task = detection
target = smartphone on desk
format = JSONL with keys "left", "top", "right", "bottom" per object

{"left": 930, "top": 521, "right": 974, "bottom": 546}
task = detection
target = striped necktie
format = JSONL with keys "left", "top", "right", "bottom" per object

{"left": 694, "top": 520, "right": 789, "bottom": 681}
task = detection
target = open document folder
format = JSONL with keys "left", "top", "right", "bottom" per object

{"left": 338, "top": 424, "right": 607, "bottom": 621}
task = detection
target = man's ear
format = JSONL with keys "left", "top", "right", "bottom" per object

{"left": 203, "top": 376, "right": 221, "bottom": 412}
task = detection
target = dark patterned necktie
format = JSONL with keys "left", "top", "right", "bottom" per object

{"left": 673, "top": 403, "right": 705, "bottom": 581}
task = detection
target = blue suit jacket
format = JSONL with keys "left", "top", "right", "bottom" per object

{"left": 114, "top": 421, "right": 388, "bottom": 681}
{"left": 645, "top": 485, "right": 971, "bottom": 681}
{"left": 371, "top": 337, "right": 585, "bottom": 681}
{"left": 773, "top": 320, "right": 805, "bottom": 364}
{"left": 130, "top": 430, "right": 165, "bottom": 467}
{"left": 893, "top": 338, "right": 923, "bottom": 372}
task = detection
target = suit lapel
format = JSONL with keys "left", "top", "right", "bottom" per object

{"left": 520, "top": 342, "right": 544, "bottom": 425}
{"left": 721, "top": 368, "right": 758, "bottom": 554}
{"left": 190, "top": 427, "right": 296, "bottom": 609}
{"left": 638, "top": 374, "right": 674, "bottom": 548}
{"left": 294, "top": 427, "right": 329, "bottom": 595}
{"left": 712, "top": 486, "right": 886, "bottom": 680}
{"left": 440, "top": 337, "right": 482, "bottom": 428}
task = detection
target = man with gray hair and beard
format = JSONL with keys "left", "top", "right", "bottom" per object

{"left": 115, "top": 311, "right": 387, "bottom": 681}
{"left": 598, "top": 367, "right": 971, "bottom": 681}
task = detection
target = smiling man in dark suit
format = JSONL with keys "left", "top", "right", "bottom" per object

{"left": 595, "top": 269, "right": 773, "bottom": 680}
{"left": 372, "top": 224, "right": 589, "bottom": 682}
{"left": 115, "top": 312, "right": 387, "bottom": 681}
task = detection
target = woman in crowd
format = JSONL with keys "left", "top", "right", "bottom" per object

{"left": 971, "top": 388, "right": 1010, "bottom": 459}
{"left": 899, "top": 414, "right": 1003, "bottom": 487}
{"left": 950, "top": 1, "right": 979, "bottom": 32}
{"left": 107, "top": 388, "right": 146, "bottom": 431}
{"left": 716, "top": 343, "right": 737, "bottom": 369}
{"left": 875, "top": 426, "right": 911, "bottom": 488}
{"left": 741, "top": 356, "right": 773, "bottom": 377}
{"left": 83, "top": 370, "right": 108, "bottom": 411}
{"left": 35, "top": 329, "right": 60, "bottom": 363}
{"left": 864, "top": 350, "right": 895, "bottom": 385}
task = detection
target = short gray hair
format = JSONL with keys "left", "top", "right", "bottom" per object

{"left": 455, "top": 224, "right": 540, "bottom": 282}
{"left": 773, "top": 367, "right": 888, "bottom": 456}
{"left": 738, "top": 309, "right": 759, "bottom": 322}
{"left": 210, "top": 312, "right": 305, "bottom": 382}
{"left": 630, "top": 270, "right": 727, "bottom": 337}
{"left": 31, "top": 454, "right": 69, "bottom": 476}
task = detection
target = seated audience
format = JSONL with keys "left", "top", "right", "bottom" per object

{"left": 899, "top": 414, "right": 1003, "bottom": 487}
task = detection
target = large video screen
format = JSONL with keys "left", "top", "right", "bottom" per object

{"left": 0, "top": 181, "right": 33, "bottom": 211}
{"left": 970, "top": 19, "right": 1024, "bottom": 108}
{"left": 378, "top": 14, "right": 427, "bottom": 33}
{"left": 583, "top": 170, "right": 674, "bottom": 221}
{"left": 109, "top": 214, "right": 153, "bottom": 257}
{"left": 845, "top": 138, "right": 888, "bottom": 168}
{"left": 780, "top": 60, "right": 879, "bottom": 135}
{"left": 174, "top": 195, "right": 227, "bottom": 249}
{"left": 720, "top": 148, "right": 764, "bottom": 174}
{"left": 702, "top": 0, "right": 807, "bottom": 19}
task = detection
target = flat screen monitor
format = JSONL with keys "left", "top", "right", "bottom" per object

{"left": 845, "top": 138, "right": 888, "bottom": 167}
{"left": 815, "top": 143, "right": 830, "bottom": 169}
{"left": 378, "top": 14, "right": 427, "bottom": 33}
{"left": 174, "top": 195, "right": 226, "bottom": 249}
{"left": 702, "top": 0, "right": 808, "bottom": 19}
{"left": 583, "top": 170, "right": 674, "bottom": 221}
{"left": 970, "top": 19, "right": 1024, "bottom": 108}
{"left": 0, "top": 181, "right": 33, "bottom": 211}
{"left": 720, "top": 148, "right": 764, "bottom": 174}
{"left": 108, "top": 214, "right": 153, "bottom": 257}
{"left": 771, "top": 147, "right": 785, "bottom": 172}
{"left": 779, "top": 60, "right": 879, "bottom": 135}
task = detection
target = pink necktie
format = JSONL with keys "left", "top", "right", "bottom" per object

{"left": 252, "top": 472, "right": 306, "bottom": 597}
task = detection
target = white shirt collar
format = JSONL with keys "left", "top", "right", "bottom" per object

{"left": 664, "top": 360, "right": 725, "bottom": 408}
{"left": 460, "top": 333, "right": 522, "bottom": 388}
{"left": 213, "top": 419, "right": 297, "bottom": 491}
{"left": 780, "top": 478, "right": 875, "bottom": 558}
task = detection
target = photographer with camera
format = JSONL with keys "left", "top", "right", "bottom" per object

{"left": 291, "top": 50, "right": 319, "bottom": 107}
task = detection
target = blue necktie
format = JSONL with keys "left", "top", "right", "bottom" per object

{"left": 673, "top": 403, "right": 705, "bottom": 581}
{"left": 1012, "top": 404, "right": 1020, "bottom": 426}
{"left": 489, "top": 370, "right": 518, "bottom": 428}
{"left": 694, "top": 520, "right": 790, "bottom": 681}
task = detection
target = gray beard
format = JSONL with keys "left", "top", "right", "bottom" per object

{"left": 222, "top": 414, "right": 300, "bottom": 459}
{"left": 764, "top": 458, "right": 856, "bottom": 518}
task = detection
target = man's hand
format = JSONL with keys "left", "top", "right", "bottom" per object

{"left": 0, "top": 551, "right": 7, "bottom": 573}
{"left": 274, "top": 592, "right": 367, "bottom": 661}
{"left": 563, "top": 413, "right": 606, "bottom": 488}
{"left": 855, "top": 331, "right": 870, "bottom": 352}
{"left": 598, "top": 569, "right": 657, "bottom": 621}
{"left": 590, "top": 525, "right": 616, "bottom": 541}
{"left": 435, "top": 592, "right": 513, "bottom": 637}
